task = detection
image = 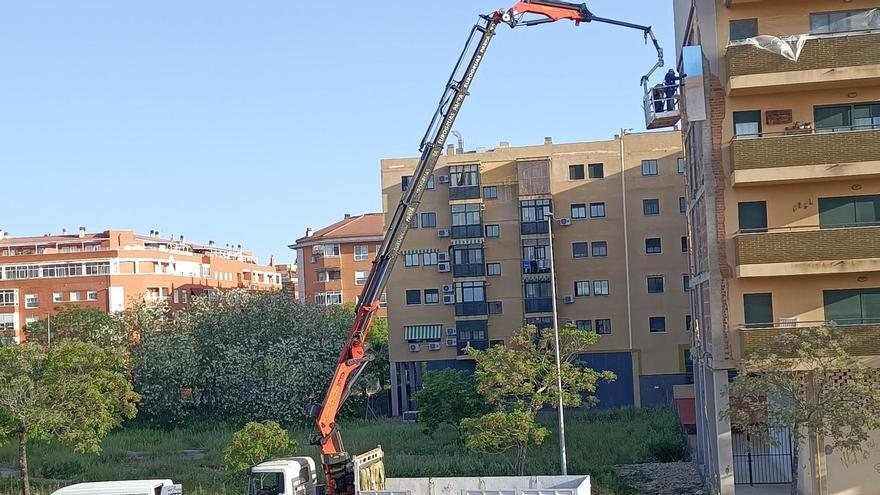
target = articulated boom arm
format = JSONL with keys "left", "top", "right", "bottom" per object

{"left": 312, "top": 2, "right": 665, "bottom": 494}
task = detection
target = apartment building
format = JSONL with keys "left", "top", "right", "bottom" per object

{"left": 0, "top": 228, "right": 282, "bottom": 342}
{"left": 380, "top": 132, "right": 689, "bottom": 416}
{"left": 290, "top": 213, "right": 387, "bottom": 316}
{"left": 275, "top": 263, "right": 300, "bottom": 301}
{"left": 673, "top": 1, "right": 880, "bottom": 493}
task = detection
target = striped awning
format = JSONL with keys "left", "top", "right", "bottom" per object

{"left": 403, "top": 248, "right": 439, "bottom": 254}
{"left": 451, "top": 238, "right": 484, "bottom": 246}
{"left": 404, "top": 324, "right": 442, "bottom": 341}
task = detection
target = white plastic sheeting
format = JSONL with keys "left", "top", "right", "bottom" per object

{"left": 728, "top": 34, "right": 808, "bottom": 62}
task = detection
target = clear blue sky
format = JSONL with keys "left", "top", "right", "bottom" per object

{"left": 0, "top": 1, "right": 675, "bottom": 264}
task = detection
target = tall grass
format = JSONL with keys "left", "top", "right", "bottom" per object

{"left": 0, "top": 408, "right": 687, "bottom": 495}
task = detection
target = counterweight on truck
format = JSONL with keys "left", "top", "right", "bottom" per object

{"left": 293, "top": 2, "right": 670, "bottom": 494}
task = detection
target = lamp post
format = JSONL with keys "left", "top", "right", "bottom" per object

{"left": 546, "top": 211, "right": 568, "bottom": 475}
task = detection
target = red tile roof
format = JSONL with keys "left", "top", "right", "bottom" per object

{"left": 295, "top": 213, "right": 384, "bottom": 245}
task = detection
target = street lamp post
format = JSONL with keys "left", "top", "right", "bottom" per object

{"left": 546, "top": 212, "right": 568, "bottom": 475}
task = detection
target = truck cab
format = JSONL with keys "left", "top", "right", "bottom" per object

{"left": 248, "top": 457, "right": 318, "bottom": 495}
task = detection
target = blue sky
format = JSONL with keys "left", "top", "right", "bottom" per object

{"left": 0, "top": 1, "right": 675, "bottom": 264}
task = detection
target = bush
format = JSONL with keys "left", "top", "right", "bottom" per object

{"left": 413, "top": 370, "right": 488, "bottom": 439}
{"left": 222, "top": 421, "right": 296, "bottom": 473}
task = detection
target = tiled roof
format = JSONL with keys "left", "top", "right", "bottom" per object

{"left": 295, "top": 213, "right": 384, "bottom": 245}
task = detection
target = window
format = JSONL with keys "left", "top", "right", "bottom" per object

{"left": 84, "top": 262, "right": 110, "bottom": 275}
{"left": 679, "top": 197, "right": 686, "bottom": 214}
{"left": 418, "top": 212, "right": 436, "bottom": 229}
{"left": 646, "top": 238, "right": 662, "bottom": 254}
{"left": 729, "top": 18, "right": 758, "bottom": 41}
{"left": 87, "top": 290, "right": 98, "bottom": 301}
{"left": 643, "top": 199, "right": 660, "bottom": 216}
{"left": 524, "top": 280, "right": 552, "bottom": 313}
{"left": 379, "top": 292, "right": 387, "bottom": 308}
{"left": 355, "top": 271, "right": 368, "bottom": 285}
{"left": 70, "top": 292, "right": 81, "bottom": 302}
{"left": 522, "top": 238, "right": 550, "bottom": 273}
{"left": 485, "top": 224, "right": 500, "bottom": 238}
{"left": 569, "top": 164, "right": 585, "bottom": 180}
{"left": 641, "top": 160, "right": 658, "bottom": 176}
{"left": 409, "top": 215, "right": 419, "bottom": 229}
{"left": 591, "top": 241, "right": 608, "bottom": 257}
{"left": 738, "top": 201, "right": 768, "bottom": 232}
{"left": 487, "top": 262, "right": 502, "bottom": 276}
{"left": 744, "top": 293, "right": 773, "bottom": 328}
{"left": 423, "top": 252, "right": 438, "bottom": 266}
{"left": 323, "top": 244, "right": 341, "bottom": 257}
{"left": 815, "top": 103, "right": 880, "bottom": 132}
{"left": 404, "top": 252, "right": 420, "bottom": 267}
{"left": 576, "top": 320, "right": 592, "bottom": 331}
{"left": 649, "top": 316, "right": 667, "bottom": 333}
{"left": 25, "top": 294, "right": 38, "bottom": 309}
{"left": 589, "top": 202, "right": 606, "bottom": 218}
{"left": 520, "top": 199, "right": 552, "bottom": 234}
{"left": 811, "top": 9, "right": 880, "bottom": 34}
{"left": 647, "top": 276, "right": 665, "bottom": 293}
{"left": 181, "top": 290, "right": 188, "bottom": 304}
{"left": 427, "top": 174, "right": 435, "bottom": 190}
{"left": 488, "top": 301, "right": 503, "bottom": 315}
{"left": 0, "top": 314, "right": 14, "bottom": 335}
{"left": 53, "top": 292, "right": 62, "bottom": 303}
{"left": 451, "top": 203, "right": 482, "bottom": 238}
{"left": 571, "top": 203, "right": 587, "bottom": 219}
{"left": 819, "top": 194, "right": 880, "bottom": 228}
{"left": 572, "top": 242, "right": 589, "bottom": 259}
{"left": 315, "top": 291, "right": 342, "bottom": 306}
{"left": 733, "top": 110, "right": 762, "bottom": 137}
{"left": 588, "top": 163, "right": 604, "bottom": 179}
{"left": 458, "top": 320, "right": 488, "bottom": 341}
{"left": 25, "top": 317, "right": 38, "bottom": 328}
{"left": 453, "top": 245, "right": 485, "bottom": 277}
{"left": 686, "top": 315, "right": 693, "bottom": 332}
{"left": 677, "top": 157, "right": 685, "bottom": 174}
{"left": 824, "top": 288, "right": 880, "bottom": 325}
{"left": 683, "top": 275, "right": 691, "bottom": 292}
{"left": 401, "top": 175, "right": 412, "bottom": 191}
{"left": 595, "top": 318, "right": 612, "bottom": 335}
{"left": 406, "top": 289, "right": 421, "bottom": 305}
{"left": 450, "top": 164, "right": 480, "bottom": 187}
{"left": 318, "top": 270, "right": 341, "bottom": 282}
{"left": 681, "top": 236, "right": 688, "bottom": 253}
{"left": 593, "top": 280, "right": 609, "bottom": 296}
{"left": 575, "top": 281, "right": 590, "bottom": 297}
{"left": 455, "top": 281, "right": 487, "bottom": 316}
{"left": 354, "top": 245, "right": 370, "bottom": 261}
{"left": 483, "top": 186, "right": 498, "bottom": 199}
{"left": 424, "top": 289, "right": 440, "bottom": 304}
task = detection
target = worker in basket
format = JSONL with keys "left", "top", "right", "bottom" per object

{"left": 664, "top": 69, "right": 684, "bottom": 111}
{"left": 652, "top": 83, "right": 666, "bottom": 114}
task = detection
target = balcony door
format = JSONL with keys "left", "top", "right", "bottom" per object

{"left": 824, "top": 288, "right": 880, "bottom": 325}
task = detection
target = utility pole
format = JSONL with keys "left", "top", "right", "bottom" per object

{"left": 47, "top": 312, "right": 51, "bottom": 347}
{"left": 546, "top": 212, "right": 568, "bottom": 475}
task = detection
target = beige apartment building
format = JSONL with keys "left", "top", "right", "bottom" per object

{"left": 380, "top": 132, "right": 690, "bottom": 416}
{"left": 673, "top": 1, "right": 880, "bottom": 493}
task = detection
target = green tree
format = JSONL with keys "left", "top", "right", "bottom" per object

{"left": 723, "top": 324, "right": 880, "bottom": 495}
{"left": 413, "top": 369, "right": 488, "bottom": 440}
{"left": 463, "top": 324, "right": 615, "bottom": 475}
{"left": 223, "top": 421, "right": 297, "bottom": 473}
{"left": 0, "top": 342, "right": 139, "bottom": 495}
{"left": 25, "top": 307, "right": 122, "bottom": 350}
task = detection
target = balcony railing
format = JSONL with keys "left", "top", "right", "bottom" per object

{"left": 449, "top": 185, "right": 481, "bottom": 200}
{"left": 732, "top": 127, "right": 880, "bottom": 172}
{"left": 736, "top": 224, "right": 880, "bottom": 265}
{"left": 522, "top": 259, "right": 551, "bottom": 274}
{"left": 524, "top": 297, "right": 553, "bottom": 314}
{"left": 727, "top": 31, "right": 880, "bottom": 78}
{"left": 451, "top": 225, "right": 483, "bottom": 239}
{"left": 457, "top": 339, "right": 490, "bottom": 356}
{"left": 455, "top": 302, "right": 489, "bottom": 316}
{"left": 739, "top": 321, "right": 880, "bottom": 359}
{"left": 452, "top": 263, "right": 485, "bottom": 278}
{"left": 521, "top": 221, "right": 549, "bottom": 236}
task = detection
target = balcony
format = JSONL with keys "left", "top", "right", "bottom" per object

{"left": 727, "top": 32, "right": 880, "bottom": 95}
{"left": 738, "top": 322, "right": 880, "bottom": 360}
{"left": 449, "top": 185, "right": 481, "bottom": 201}
{"left": 731, "top": 127, "right": 880, "bottom": 185}
{"left": 522, "top": 259, "right": 551, "bottom": 275}
{"left": 455, "top": 301, "right": 488, "bottom": 317}
{"left": 452, "top": 263, "right": 485, "bottom": 278}
{"left": 521, "top": 221, "right": 549, "bottom": 236}
{"left": 735, "top": 225, "right": 880, "bottom": 277}
{"left": 451, "top": 224, "right": 483, "bottom": 240}
{"left": 524, "top": 297, "right": 553, "bottom": 314}
{"left": 457, "top": 339, "right": 490, "bottom": 356}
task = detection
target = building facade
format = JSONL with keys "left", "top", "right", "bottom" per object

{"left": 673, "top": 1, "right": 880, "bottom": 493}
{"left": 291, "top": 213, "right": 387, "bottom": 316}
{"left": 275, "top": 263, "right": 300, "bottom": 301}
{"left": 0, "top": 228, "right": 282, "bottom": 342}
{"left": 381, "top": 132, "right": 690, "bottom": 416}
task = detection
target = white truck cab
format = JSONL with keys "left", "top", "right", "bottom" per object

{"left": 248, "top": 457, "right": 318, "bottom": 495}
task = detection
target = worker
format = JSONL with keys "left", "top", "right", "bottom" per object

{"left": 664, "top": 69, "right": 684, "bottom": 111}
{"left": 652, "top": 83, "right": 665, "bottom": 114}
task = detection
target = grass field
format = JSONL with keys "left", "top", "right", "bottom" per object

{"left": 0, "top": 408, "right": 688, "bottom": 495}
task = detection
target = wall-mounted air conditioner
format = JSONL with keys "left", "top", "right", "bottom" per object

{"left": 438, "top": 175, "right": 450, "bottom": 184}
{"left": 446, "top": 327, "right": 457, "bottom": 336}
{"left": 442, "top": 284, "right": 454, "bottom": 293}
{"left": 559, "top": 218, "right": 572, "bottom": 226}
{"left": 438, "top": 252, "right": 450, "bottom": 263}
{"left": 446, "top": 337, "right": 458, "bottom": 347}
{"left": 563, "top": 295, "right": 575, "bottom": 304}
{"left": 428, "top": 342, "right": 441, "bottom": 351}
{"left": 438, "top": 262, "right": 451, "bottom": 273}
{"left": 409, "top": 343, "right": 421, "bottom": 352}
{"left": 437, "top": 229, "right": 450, "bottom": 238}
{"left": 443, "top": 294, "right": 455, "bottom": 305}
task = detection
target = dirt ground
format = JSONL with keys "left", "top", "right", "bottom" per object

{"left": 615, "top": 462, "right": 707, "bottom": 495}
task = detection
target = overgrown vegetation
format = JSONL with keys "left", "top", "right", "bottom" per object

{"left": 0, "top": 408, "right": 687, "bottom": 495}
{"left": 222, "top": 422, "right": 296, "bottom": 473}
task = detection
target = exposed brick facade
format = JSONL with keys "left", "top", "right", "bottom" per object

{"left": 741, "top": 324, "right": 880, "bottom": 358}
{"left": 732, "top": 129, "right": 880, "bottom": 170}
{"left": 728, "top": 33, "right": 880, "bottom": 77}
{"left": 736, "top": 226, "right": 880, "bottom": 265}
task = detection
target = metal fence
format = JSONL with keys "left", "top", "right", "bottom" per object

{"left": 732, "top": 429, "right": 793, "bottom": 485}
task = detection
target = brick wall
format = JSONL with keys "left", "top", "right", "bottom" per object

{"left": 732, "top": 129, "right": 880, "bottom": 170}
{"left": 741, "top": 324, "right": 880, "bottom": 358}
{"left": 728, "top": 33, "right": 880, "bottom": 77}
{"left": 736, "top": 227, "right": 880, "bottom": 264}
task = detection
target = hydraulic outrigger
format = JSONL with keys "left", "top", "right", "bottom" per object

{"left": 310, "top": 2, "right": 665, "bottom": 494}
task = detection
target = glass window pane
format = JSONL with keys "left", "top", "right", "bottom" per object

{"left": 733, "top": 111, "right": 762, "bottom": 136}
{"left": 819, "top": 197, "right": 856, "bottom": 228}
{"left": 738, "top": 201, "right": 768, "bottom": 232}
{"left": 729, "top": 18, "right": 758, "bottom": 41}
{"left": 744, "top": 293, "right": 773, "bottom": 327}
{"left": 814, "top": 105, "right": 851, "bottom": 130}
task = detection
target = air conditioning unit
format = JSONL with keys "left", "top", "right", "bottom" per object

{"left": 559, "top": 217, "right": 572, "bottom": 226}
{"left": 438, "top": 252, "right": 450, "bottom": 263}
{"left": 443, "top": 294, "right": 455, "bottom": 305}
{"left": 428, "top": 342, "right": 441, "bottom": 351}
{"left": 779, "top": 317, "right": 798, "bottom": 328}
{"left": 446, "top": 337, "right": 458, "bottom": 347}
{"left": 437, "top": 229, "right": 450, "bottom": 238}
{"left": 438, "top": 175, "right": 450, "bottom": 184}
{"left": 446, "top": 327, "right": 457, "bottom": 336}
{"left": 409, "top": 343, "right": 421, "bottom": 352}
{"left": 438, "top": 262, "right": 451, "bottom": 273}
{"left": 563, "top": 295, "right": 575, "bottom": 304}
{"left": 442, "top": 284, "right": 454, "bottom": 293}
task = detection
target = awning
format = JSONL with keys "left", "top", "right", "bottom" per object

{"left": 402, "top": 248, "right": 439, "bottom": 254}
{"left": 404, "top": 324, "right": 442, "bottom": 341}
{"left": 451, "top": 238, "right": 484, "bottom": 246}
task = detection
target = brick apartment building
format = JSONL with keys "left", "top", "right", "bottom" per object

{"left": 275, "top": 263, "right": 300, "bottom": 301}
{"left": 0, "top": 228, "right": 282, "bottom": 342}
{"left": 290, "top": 214, "right": 387, "bottom": 316}
{"left": 674, "top": 1, "right": 880, "bottom": 492}
{"left": 381, "top": 131, "right": 690, "bottom": 416}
